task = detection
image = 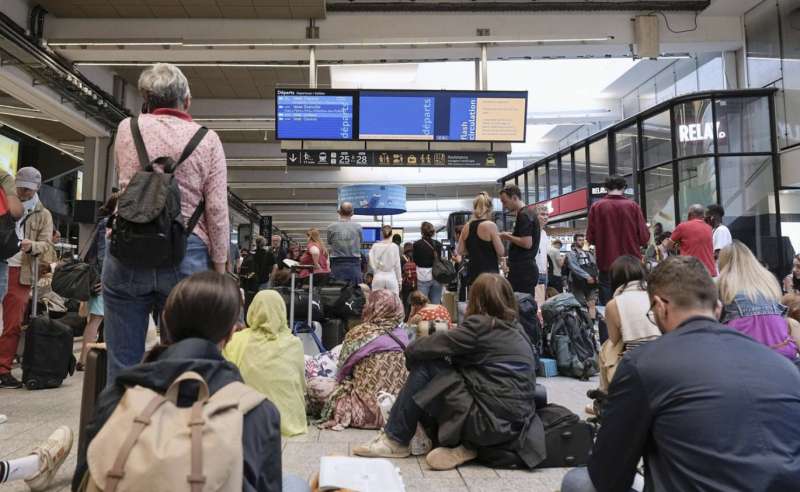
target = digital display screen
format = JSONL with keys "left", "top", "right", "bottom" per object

{"left": 362, "top": 227, "right": 381, "bottom": 244}
{"left": 0, "top": 134, "right": 19, "bottom": 175}
{"left": 275, "top": 89, "right": 355, "bottom": 140}
{"left": 358, "top": 90, "right": 527, "bottom": 142}
{"left": 275, "top": 89, "right": 527, "bottom": 142}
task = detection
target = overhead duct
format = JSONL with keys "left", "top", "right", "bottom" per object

{"left": 326, "top": 1, "right": 710, "bottom": 13}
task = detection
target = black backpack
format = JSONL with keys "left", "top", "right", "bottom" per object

{"left": 110, "top": 117, "right": 208, "bottom": 268}
{"left": 541, "top": 293, "right": 598, "bottom": 380}
{"left": 514, "top": 292, "right": 541, "bottom": 361}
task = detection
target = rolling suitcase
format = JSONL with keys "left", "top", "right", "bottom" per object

{"left": 537, "top": 403, "right": 595, "bottom": 468}
{"left": 77, "top": 343, "right": 107, "bottom": 468}
{"left": 288, "top": 264, "right": 325, "bottom": 355}
{"left": 22, "top": 255, "right": 77, "bottom": 390}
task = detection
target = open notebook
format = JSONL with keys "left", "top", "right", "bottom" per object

{"left": 318, "top": 456, "right": 405, "bottom": 491}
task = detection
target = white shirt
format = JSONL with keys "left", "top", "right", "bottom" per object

{"left": 369, "top": 241, "right": 402, "bottom": 283}
{"left": 712, "top": 224, "right": 732, "bottom": 252}
{"left": 536, "top": 229, "right": 549, "bottom": 275}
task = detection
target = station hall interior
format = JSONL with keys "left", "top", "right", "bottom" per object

{"left": 2, "top": 0, "right": 800, "bottom": 491}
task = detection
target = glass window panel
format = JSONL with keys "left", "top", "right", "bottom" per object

{"left": 638, "top": 80, "right": 657, "bottom": 112}
{"left": 697, "top": 53, "right": 725, "bottom": 90}
{"left": 716, "top": 96, "right": 772, "bottom": 154}
{"left": 780, "top": 0, "right": 800, "bottom": 148}
{"left": 625, "top": 174, "right": 636, "bottom": 200}
{"left": 674, "top": 99, "right": 715, "bottom": 158}
{"left": 573, "top": 146, "right": 587, "bottom": 190}
{"left": 720, "top": 155, "right": 778, "bottom": 267}
{"left": 644, "top": 164, "right": 676, "bottom": 230}
{"left": 623, "top": 91, "right": 639, "bottom": 118}
{"left": 675, "top": 57, "right": 699, "bottom": 95}
{"left": 656, "top": 66, "right": 677, "bottom": 103}
{"left": 779, "top": 189, "right": 800, "bottom": 261}
{"left": 677, "top": 157, "right": 717, "bottom": 221}
{"left": 561, "top": 153, "right": 574, "bottom": 194}
{"left": 745, "top": 1, "right": 783, "bottom": 88}
{"left": 615, "top": 124, "right": 639, "bottom": 176}
{"left": 643, "top": 111, "right": 673, "bottom": 167}
{"left": 537, "top": 165, "right": 547, "bottom": 201}
{"left": 588, "top": 138, "right": 609, "bottom": 185}
{"left": 548, "top": 159, "right": 559, "bottom": 197}
{"left": 526, "top": 169, "right": 536, "bottom": 204}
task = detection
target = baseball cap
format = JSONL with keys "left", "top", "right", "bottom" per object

{"left": 16, "top": 167, "right": 42, "bottom": 191}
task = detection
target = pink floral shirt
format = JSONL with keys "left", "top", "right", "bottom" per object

{"left": 114, "top": 109, "right": 230, "bottom": 264}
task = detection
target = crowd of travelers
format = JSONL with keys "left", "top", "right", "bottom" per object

{"left": 0, "top": 62, "right": 799, "bottom": 492}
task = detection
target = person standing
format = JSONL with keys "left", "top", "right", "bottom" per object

{"left": 457, "top": 192, "right": 504, "bottom": 287}
{"left": 565, "top": 234, "right": 600, "bottom": 321}
{"left": 534, "top": 205, "right": 550, "bottom": 307}
{"left": 586, "top": 175, "right": 650, "bottom": 304}
{"left": 413, "top": 221, "right": 444, "bottom": 305}
{"left": 0, "top": 167, "right": 54, "bottom": 389}
{"left": 369, "top": 225, "right": 402, "bottom": 295}
{"left": 705, "top": 203, "right": 732, "bottom": 260}
{"left": 299, "top": 228, "right": 330, "bottom": 287}
{"left": 103, "top": 63, "right": 230, "bottom": 386}
{"left": 0, "top": 169, "right": 23, "bottom": 332}
{"left": 498, "top": 184, "right": 540, "bottom": 295}
{"left": 561, "top": 256, "right": 800, "bottom": 492}
{"left": 252, "top": 235, "right": 275, "bottom": 290}
{"left": 547, "top": 239, "right": 564, "bottom": 293}
{"left": 327, "top": 201, "right": 363, "bottom": 285}
{"left": 663, "top": 204, "right": 717, "bottom": 277}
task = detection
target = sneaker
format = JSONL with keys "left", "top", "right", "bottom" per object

{"left": 0, "top": 373, "right": 22, "bottom": 389}
{"left": 409, "top": 424, "right": 433, "bottom": 456}
{"left": 352, "top": 431, "right": 410, "bottom": 459}
{"left": 24, "top": 426, "right": 74, "bottom": 492}
{"left": 425, "top": 445, "right": 477, "bottom": 470}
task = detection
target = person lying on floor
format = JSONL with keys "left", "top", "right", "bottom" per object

{"left": 224, "top": 289, "right": 307, "bottom": 437}
{"left": 72, "top": 271, "right": 309, "bottom": 492}
{"left": 353, "top": 273, "right": 545, "bottom": 471}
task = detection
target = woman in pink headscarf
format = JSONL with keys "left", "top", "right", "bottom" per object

{"left": 318, "top": 289, "right": 409, "bottom": 430}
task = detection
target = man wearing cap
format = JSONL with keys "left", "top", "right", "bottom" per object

{"left": 0, "top": 167, "right": 54, "bottom": 389}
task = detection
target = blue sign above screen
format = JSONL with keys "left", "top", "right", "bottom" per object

{"left": 358, "top": 90, "right": 527, "bottom": 142}
{"left": 275, "top": 89, "right": 527, "bottom": 142}
{"left": 276, "top": 89, "right": 355, "bottom": 140}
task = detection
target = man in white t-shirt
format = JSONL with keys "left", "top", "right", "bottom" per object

{"left": 535, "top": 205, "right": 550, "bottom": 307}
{"left": 705, "top": 204, "right": 732, "bottom": 260}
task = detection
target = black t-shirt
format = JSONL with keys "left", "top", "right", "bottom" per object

{"left": 412, "top": 238, "right": 442, "bottom": 268}
{"left": 254, "top": 248, "right": 275, "bottom": 284}
{"left": 508, "top": 207, "right": 539, "bottom": 264}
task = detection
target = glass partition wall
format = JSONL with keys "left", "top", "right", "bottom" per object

{"left": 501, "top": 89, "right": 786, "bottom": 275}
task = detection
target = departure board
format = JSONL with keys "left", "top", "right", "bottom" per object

{"left": 275, "top": 89, "right": 527, "bottom": 142}
{"left": 275, "top": 89, "right": 355, "bottom": 140}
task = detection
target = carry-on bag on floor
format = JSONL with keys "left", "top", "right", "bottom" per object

{"left": 22, "top": 255, "right": 77, "bottom": 390}
{"left": 537, "top": 403, "right": 595, "bottom": 468}
{"left": 288, "top": 263, "right": 325, "bottom": 355}
{"left": 322, "top": 318, "right": 345, "bottom": 350}
{"left": 77, "top": 343, "right": 107, "bottom": 468}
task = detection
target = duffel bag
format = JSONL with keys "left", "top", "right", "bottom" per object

{"left": 52, "top": 259, "right": 98, "bottom": 302}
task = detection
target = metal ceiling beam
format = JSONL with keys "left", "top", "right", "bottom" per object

{"left": 326, "top": 1, "right": 710, "bottom": 12}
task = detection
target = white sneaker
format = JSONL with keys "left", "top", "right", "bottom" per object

{"left": 352, "top": 431, "right": 410, "bottom": 459}
{"left": 425, "top": 445, "right": 477, "bottom": 470}
{"left": 25, "top": 426, "right": 74, "bottom": 492}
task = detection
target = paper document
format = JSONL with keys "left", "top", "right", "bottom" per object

{"left": 318, "top": 456, "right": 405, "bottom": 492}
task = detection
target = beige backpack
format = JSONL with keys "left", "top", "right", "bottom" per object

{"left": 82, "top": 371, "right": 265, "bottom": 492}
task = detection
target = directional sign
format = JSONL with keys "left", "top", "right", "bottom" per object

{"left": 285, "top": 150, "right": 507, "bottom": 168}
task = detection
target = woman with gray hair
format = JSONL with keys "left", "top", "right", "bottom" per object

{"left": 102, "top": 62, "right": 231, "bottom": 385}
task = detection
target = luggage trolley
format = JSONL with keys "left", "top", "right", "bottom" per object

{"left": 285, "top": 259, "right": 325, "bottom": 354}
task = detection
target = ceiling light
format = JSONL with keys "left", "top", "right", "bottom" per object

{"left": 74, "top": 62, "right": 310, "bottom": 68}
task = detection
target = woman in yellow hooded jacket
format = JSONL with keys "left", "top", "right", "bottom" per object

{"left": 224, "top": 289, "right": 308, "bottom": 436}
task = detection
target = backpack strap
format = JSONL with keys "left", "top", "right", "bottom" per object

{"left": 129, "top": 117, "right": 151, "bottom": 171}
{"left": 177, "top": 127, "right": 210, "bottom": 235}
{"left": 187, "top": 401, "right": 207, "bottom": 492}
{"left": 104, "top": 394, "right": 168, "bottom": 492}
{"left": 208, "top": 381, "right": 266, "bottom": 414}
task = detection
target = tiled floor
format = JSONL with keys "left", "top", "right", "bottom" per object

{"left": 0, "top": 344, "right": 597, "bottom": 492}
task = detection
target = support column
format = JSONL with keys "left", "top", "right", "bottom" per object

{"left": 309, "top": 46, "right": 318, "bottom": 89}
{"left": 479, "top": 44, "right": 488, "bottom": 91}
{"left": 78, "top": 136, "right": 112, "bottom": 253}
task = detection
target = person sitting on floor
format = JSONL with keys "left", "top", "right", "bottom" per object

{"left": 224, "top": 289, "right": 307, "bottom": 437}
{"left": 407, "top": 290, "right": 452, "bottom": 326}
{"left": 353, "top": 273, "right": 544, "bottom": 471}
{"left": 72, "top": 271, "right": 308, "bottom": 492}
{"left": 561, "top": 256, "right": 800, "bottom": 492}
{"left": 318, "top": 289, "right": 409, "bottom": 430}
{"left": 718, "top": 240, "right": 799, "bottom": 361}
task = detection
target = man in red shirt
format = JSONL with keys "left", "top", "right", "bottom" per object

{"left": 663, "top": 204, "right": 717, "bottom": 276}
{"left": 586, "top": 175, "right": 650, "bottom": 304}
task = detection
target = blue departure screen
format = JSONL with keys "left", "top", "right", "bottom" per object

{"left": 359, "top": 94, "right": 434, "bottom": 140}
{"left": 276, "top": 89, "right": 354, "bottom": 140}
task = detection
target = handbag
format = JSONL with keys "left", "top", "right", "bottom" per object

{"left": 52, "top": 223, "right": 100, "bottom": 302}
{"left": 423, "top": 239, "right": 456, "bottom": 284}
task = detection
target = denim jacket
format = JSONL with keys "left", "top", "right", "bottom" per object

{"left": 721, "top": 293, "right": 787, "bottom": 324}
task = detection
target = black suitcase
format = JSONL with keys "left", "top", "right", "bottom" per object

{"left": 322, "top": 318, "right": 345, "bottom": 350}
{"left": 538, "top": 403, "right": 595, "bottom": 468}
{"left": 21, "top": 255, "right": 77, "bottom": 390}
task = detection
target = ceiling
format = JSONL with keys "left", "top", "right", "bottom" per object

{"left": 34, "top": 0, "right": 326, "bottom": 19}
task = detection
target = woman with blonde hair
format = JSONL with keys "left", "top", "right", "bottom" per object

{"left": 299, "top": 227, "right": 330, "bottom": 286}
{"left": 718, "top": 240, "right": 799, "bottom": 360}
{"left": 457, "top": 192, "right": 504, "bottom": 286}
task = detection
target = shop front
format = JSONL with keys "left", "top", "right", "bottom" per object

{"left": 500, "top": 89, "right": 791, "bottom": 275}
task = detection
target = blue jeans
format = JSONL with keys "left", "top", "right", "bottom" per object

{"left": 417, "top": 279, "right": 443, "bottom": 305}
{"left": 330, "top": 257, "right": 362, "bottom": 285}
{"left": 103, "top": 234, "right": 210, "bottom": 386}
{"left": 561, "top": 467, "right": 641, "bottom": 492}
